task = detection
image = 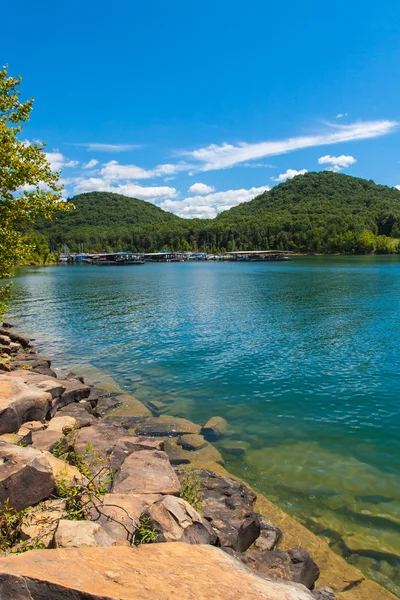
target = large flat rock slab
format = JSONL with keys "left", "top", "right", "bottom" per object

{"left": 112, "top": 449, "right": 181, "bottom": 495}
{"left": 0, "top": 543, "right": 315, "bottom": 599}
{"left": 0, "top": 376, "right": 52, "bottom": 434}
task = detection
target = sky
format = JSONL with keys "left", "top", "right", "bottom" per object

{"left": 2, "top": 0, "right": 400, "bottom": 218}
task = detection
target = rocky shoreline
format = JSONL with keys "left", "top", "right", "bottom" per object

{"left": 0, "top": 323, "right": 396, "bottom": 600}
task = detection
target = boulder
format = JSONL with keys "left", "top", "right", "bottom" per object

{"left": 47, "top": 415, "right": 78, "bottom": 433}
{"left": 54, "top": 519, "right": 117, "bottom": 548}
{"left": 288, "top": 548, "right": 320, "bottom": 590}
{"left": 0, "top": 376, "right": 52, "bottom": 434}
{"left": 20, "top": 420, "right": 46, "bottom": 432}
{"left": 57, "top": 403, "right": 96, "bottom": 427}
{"left": 0, "top": 334, "right": 10, "bottom": 345}
{"left": 243, "top": 548, "right": 292, "bottom": 580}
{"left": 0, "top": 328, "right": 31, "bottom": 347}
{"left": 90, "top": 492, "right": 161, "bottom": 543}
{"left": 180, "top": 469, "right": 260, "bottom": 552}
{"left": 0, "top": 543, "right": 316, "bottom": 599}
{"left": 131, "top": 415, "right": 201, "bottom": 437}
{"left": 74, "top": 423, "right": 163, "bottom": 473}
{"left": 0, "top": 443, "right": 55, "bottom": 511}
{"left": 146, "top": 399, "right": 168, "bottom": 413}
{"left": 178, "top": 433, "right": 208, "bottom": 451}
{"left": 251, "top": 515, "right": 281, "bottom": 551}
{"left": 31, "top": 430, "right": 66, "bottom": 452}
{"left": 201, "top": 416, "right": 228, "bottom": 440}
{"left": 112, "top": 450, "right": 180, "bottom": 495}
{"left": 20, "top": 499, "right": 68, "bottom": 548}
{"left": 147, "top": 495, "right": 217, "bottom": 545}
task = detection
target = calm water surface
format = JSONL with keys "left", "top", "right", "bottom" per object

{"left": 8, "top": 257, "right": 400, "bottom": 595}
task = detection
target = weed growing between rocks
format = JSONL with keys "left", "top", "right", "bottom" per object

{"left": 134, "top": 514, "right": 158, "bottom": 545}
{"left": 180, "top": 468, "right": 203, "bottom": 513}
{"left": 0, "top": 500, "right": 45, "bottom": 554}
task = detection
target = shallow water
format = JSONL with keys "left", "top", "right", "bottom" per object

{"left": 8, "top": 257, "right": 400, "bottom": 595}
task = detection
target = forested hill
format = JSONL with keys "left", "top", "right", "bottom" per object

{"left": 36, "top": 173, "right": 400, "bottom": 254}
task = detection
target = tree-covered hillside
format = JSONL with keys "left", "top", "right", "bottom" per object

{"left": 36, "top": 173, "right": 400, "bottom": 254}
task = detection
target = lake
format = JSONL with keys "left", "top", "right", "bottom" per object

{"left": 8, "top": 256, "right": 400, "bottom": 595}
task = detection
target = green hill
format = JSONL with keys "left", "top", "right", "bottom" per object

{"left": 36, "top": 172, "right": 400, "bottom": 254}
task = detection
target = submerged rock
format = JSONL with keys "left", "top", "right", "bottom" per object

{"left": 131, "top": 415, "right": 201, "bottom": 437}
{"left": 0, "top": 543, "right": 317, "bottom": 599}
{"left": 202, "top": 416, "right": 228, "bottom": 440}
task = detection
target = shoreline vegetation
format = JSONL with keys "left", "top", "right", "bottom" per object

{"left": 0, "top": 323, "right": 396, "bottom": 600}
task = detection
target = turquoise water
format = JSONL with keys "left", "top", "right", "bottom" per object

{"left": 8, "top": 257, "right": 400, "bottom": 594}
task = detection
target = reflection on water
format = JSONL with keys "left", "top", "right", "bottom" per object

{"left": 9, "top": 257, "right": 400, "bottom": 596}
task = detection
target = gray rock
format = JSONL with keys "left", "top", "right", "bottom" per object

{"left": 243, "top": 548, "right": 292, "bottom": 580}
{"left": 57, "top": 403, "right": 97, "bottom": 427}
{"left": 251, "top": 515, "right": 281, "bottom": 551}
{"left": 147, "top": 495, "right": 217, "bottom": 545}
{"left": 288, "top": 548, "right": 320, "bottom": 590}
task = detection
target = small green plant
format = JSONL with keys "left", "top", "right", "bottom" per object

{"left": 180, "top": 468, "right": 203, "bottom": 513}
{"left": 0, "top": 500, "right": 27, "bottom": 553}
{"left": 134, "top": 514, "right": 158, "bottom": 545}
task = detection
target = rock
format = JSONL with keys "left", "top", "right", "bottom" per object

{"left": 251, "top": 515, "right": 281, "bottom": 551}
{"left": 89, "top": 492, "right": 161, "bottom": 543}
{"left": 94, "top": 392, "right": 123, "bottom": 416}
{"left": 64, "top": 372, "right": 85, "bottom": 384}
{"left": 20, "top": 499, "right": 68, "bottom": 548}
{"left": 47, "top": 415, "right": 78, "bottom": 433}
{"left": 181, "top": 469, "right": 259, "bottom": 552}
{"left": 0, "top": 443, "right": 55, "bottom": 511}
{"left": 288, "top": 548, "right": 320, "bottom": 590}
{"left": 87, "top": 387, "right": 100, "bottom": 408}
{"left": 0, "top": 543, "right": 316, "bottom": 599}
{"left": 74, "top": 423, "right": 164, "bottom": 473}
{"left": 312, "top": 588, "right": 337, "bottom": 600}
{"left": 0, "top": 430, "right": 33, "bottom": 446}
{"left": 31, "top": 429, "right": 66, "bottom": 452}
{"left": 178, "top": 433, "right": 208, "bottom": 451}
{"left": 202, "top": 416, "right": 228, "bottom": 440}
{"left": 54, "top": 519, "right": 117, "bottom": 548}
{"left": 112, "top": 394, "right": 152, "bottom": 418}
{"left": 0, "top": 335, "right": 10, "bottom": 345}
{"left": 217, "top": 439, "right": 250, "bottom": 457}
{"left": 0, "top": 376, "right": 52, "bottom": 434}
{"left": 57, "top": 403, "right": 97, "bottom": 427}
{"left": 131, "top": 415, "right": 201, "bottom": 437}
{"left": 21, "top": 420, "right": 46, "bottom": 431}
{"left": 43, "top": 451, "right": 88, "bottom": 489}
{"left": 0, "top": 328, "right": 31, "bottom": 347}
{"left": 112, "top": 450, "right": 181, "bottom": 495}
{"left": 147, "top": 495, "right": 217, "bottom": 545}
{"left": 243, "top": 548, "right": 292, "bottom": 580}
{"left": 11, "top": 359, "right": 52, "bottom": 371}
{"left": 147, "top": 399, "right": 168, "bottom": 413}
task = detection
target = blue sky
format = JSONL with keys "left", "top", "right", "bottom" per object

{"left": 3, "top": 0, "right": 400, "bottom": 217}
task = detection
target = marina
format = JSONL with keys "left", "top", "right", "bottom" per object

{"left": 59, "top": 250, "right": 292, "bottom": 264}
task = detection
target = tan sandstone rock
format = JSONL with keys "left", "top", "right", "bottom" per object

{"left": 112, "top": 449, "right": 180, "bottom": 495}
{"left": 0, "top": 443, "right": 55, "bottom": 511}
{"left": 47, "top": 415, "right": 78, "bottom": 433}
{"left": 0, "top": 543, "right": 316, "bottom": 599}
{"left": 54, "top": 519, "right": 118, "bottom": 548}
{"left": 0, "top": 376, "right": 52, "bottom": 434}
{"left": 20, "top": 499, "right": 68, "bottom": 548}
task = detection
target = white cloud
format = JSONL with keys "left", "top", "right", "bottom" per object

{"left": 159, "top": 185, "right": 270, "bottom": 219}
{"left": 395, "top": 185, "right": 400, "bottom": 191}
{"left": 189, "top": 183, "right": 215, "bottom": 194}
{"left": 336, "top": 113, "right": 348, "bottom": 119}
{"left": 271, "top": 169, "right": 307, "bottom": 183}
{"left": 318, "top": 155, "right": 356, "bottom": 170}
{"left": 45, "top": 152, "right": 78, "bottom": 171}
{"left": 72, "top": 143, "right": 140, "bottom": 152}
{"left": 182, "top": 120, "right": 398, "bottom": 172}
{"left": 100, "top": 160, "right": 192, "bottom": 180}
{"left": 71, "top": 177, "right": 177, "bottom": 200}
{"left": 83, "top": 159, "right": 99, "bottom": 169}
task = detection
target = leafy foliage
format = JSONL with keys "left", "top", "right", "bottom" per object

{"left": 180, "top": 468, "right": 203, "bottom": 513}
{"left": 0, "top": 66, "right": 71, "bottom": 315}
{"left": 35, "top": 172, "right": 400, "bottom": 255}
{"left": 134, "top": 514, "right": 158, "bottom": 545}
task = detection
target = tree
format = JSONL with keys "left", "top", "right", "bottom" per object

{"left": 0, "top": 67, "right": 71, "bottom": 315}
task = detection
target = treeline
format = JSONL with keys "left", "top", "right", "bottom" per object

{"left": 34, "top": 173, "right": 400, "bottom": 256}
